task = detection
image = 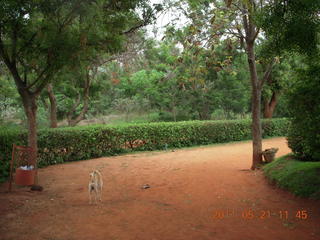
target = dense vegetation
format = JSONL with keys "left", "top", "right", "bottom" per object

{"left": 259, "top": 0, "right": 320, "bottom": 163}
{"left": 258, "top": 0, "right": 320, "bottom": 199}
{"left": 1, "top": 38, "right": 293, "bottom": 127}
{"left": 286, "top": 65, "right": 320, "bottom": 161}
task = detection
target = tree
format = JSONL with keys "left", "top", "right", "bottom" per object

{"left": 260, "top": 0, "right": 320, "bottom": 161}
{"left": 259, "top": 0, "right": 320, "bottom": 57}
{"left": 66, "top": 66, "right": 93, "bottom": 127}
{"left": 178, "top": 0, "right": 274, "bottom": 169}
{"left": 0, "top": 1, "right": 157, "bottom": 154}
{"left": 47, "top": 28, "right": 157, "bottom": 127}
{"left": 236, "top": 0, "right": 275, "bottom": 169}
{"left": 260, "top": 56, "right": 294, "bottom": 118}
{"left": 111, "top": 38, "right": 185, "bottom": 121}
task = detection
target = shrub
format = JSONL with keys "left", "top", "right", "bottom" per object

{"left": 262, "top": 118, "right": 290, "bottom": 137}
{"left": 287, "top": 64, "right": 320, "bottom": 161}
{"left": 0, "top": 118, "right": 289, "bottom": 182}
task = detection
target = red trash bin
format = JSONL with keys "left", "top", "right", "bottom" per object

{"left": 15, "top": 168, "right": 36, "bottom": 186}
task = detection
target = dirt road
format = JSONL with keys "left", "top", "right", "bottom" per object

{"left": 1, "top": 137, "right": 319, "bottom": 240}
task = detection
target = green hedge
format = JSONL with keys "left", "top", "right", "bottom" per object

{"left": 0, "top": 118, "right": 289, "bottom": 181}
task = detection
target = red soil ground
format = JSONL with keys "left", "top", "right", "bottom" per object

{"left": 0, "top": 137, "right": 319, "bottom": 240}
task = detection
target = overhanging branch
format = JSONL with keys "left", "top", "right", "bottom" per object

{"left": 260, "top": 59, "right": 275, "bottom": 89}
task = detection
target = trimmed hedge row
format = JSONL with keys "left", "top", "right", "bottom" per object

{"left": 0, "top": 118, "right": 289, "bottom": 180}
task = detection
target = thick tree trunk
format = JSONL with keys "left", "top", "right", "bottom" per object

{"left": 20, "top": 91, "right": 38, "bottom": 158}
{"left": 246, "top": 42, "right": 263, "bottom": 170}
{"left": 9, "top": 66, "right": 39, "bottom": 157}
{"left": 47, "top": 83, "right": 58, "bottom": 128}
{"left": 263, "top": 92, "right": 278, "bottom": 118}
{"left": 17, "top": 89, "right": 39, "bottom": 185}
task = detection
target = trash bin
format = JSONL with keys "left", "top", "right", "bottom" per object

{"left": 262, "top": 148, "right": 279, "bottom": 163}
{"left": 8, "top": 144, "right": 38, "bottom": 191}
{"left": 15, "top": 168, "right": 36, "bottom": 185}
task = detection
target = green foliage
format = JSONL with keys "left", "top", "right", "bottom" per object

{"left": 0, "top": 118, "right": 289, "bottom": 182}
{"left": 259, "top": 1, "right": 320, "bottom": 161}
{"left": 287, "top": 64, "right": 320, "bottom": 161}
{"left": 263, "top": 155, "right": 320, "bottom": 199}
{"left": 259, "top": 0, "right": 320, "bottom": 57}
{"left": 0, "top": 0, "right": 297, "bottom": 131}
{"left": 0, "top": 75, "right": 20, "bottom": 119}
{"left": 214, "top": 54, "right": 250, "bottom": 115}
{"left": 0, "top": 128, "right": 27, "bottom": 182}
{"left": 261, "top": 118, "right": 289, "bottom": 137}
{"left": 0, "top": 0, "right": 157, "bottom": 137}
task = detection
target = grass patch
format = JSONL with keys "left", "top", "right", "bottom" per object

{"left": 263, "top": 155, "right": 320, "bottom": 199}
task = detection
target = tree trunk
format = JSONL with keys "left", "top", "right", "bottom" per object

{"left": 246, "top": 42, "right": 263, "bottom": 170}
{"left": 171, "top": 95, "right": 177, "bottom": 122}
{"left": 47, "top": 83, "right": 58, "bottom": 128}
{"left": 263, "top": 92, "right": 278, "bottom": 118}
{"left": 240, "top": 0, "right": 266, "bottom": 170}
{"left": 172, "top": 106, "right": 177, "bottom": 122}
{"left": 67, "top": 72, "right": 90, "bottom": 127}
{"left": 20, "top": 91, "right": 38, "bottom": 158}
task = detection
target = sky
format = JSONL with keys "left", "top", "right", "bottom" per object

{"left": 145, "top": 0, "right": 189, "bottom": 40}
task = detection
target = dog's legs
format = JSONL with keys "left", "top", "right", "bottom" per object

{"left": 95, "top": 189, "right": 98, "bottom": 204}
{"left": 99, "top": 185, "right": 102, "bottom": 202}
{"left": 89, "top": 185, "right": 92, "bottom": 204}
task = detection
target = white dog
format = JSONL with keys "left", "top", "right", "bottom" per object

{"left": 88, "top": 170, "right": 103, "bottom": 204}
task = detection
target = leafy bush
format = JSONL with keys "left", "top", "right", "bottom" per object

{"left": 0, "top": 118, "right": 289, "bottom": 182}
{"left": 261, "top": 118, "right": 290, "bottom": 137}
{"left": 287, "top": 65, "right": 320, "bottom": 161}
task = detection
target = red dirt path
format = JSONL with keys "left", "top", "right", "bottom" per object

{"left": 0, "top": 137, "right": 319, "bottom": 240}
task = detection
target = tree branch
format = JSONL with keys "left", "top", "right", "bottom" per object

{"left": 67, "top": 93, "right": 81, "bottom": 121}
{"left": 33, "top": 75, "right": 52, "bottom": 96}
{"left": 242, "top": 14, "right": 249, "bottom": 40}
{"left": 16, "top": 32, "right": 37, "bottom": 57}
{"left": 0, "top": 32, "right": 27, "bottom": 91}
{"left": 122, "top": 20, "right": 150, "bottom": 35}
{"left": 11, "top": 23, "right": 18, "bottom": 65}
{"left": 260, "top": 59, "right": 275, "bottom": 89}
{"left": 122, "top": 7, "right": 155, "bottom": 35}
{"left": 253, "top": 27, "right": 260, "bottom": 41}
{"left": 26, "top": 64, "right": 52, "bottom": 91}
